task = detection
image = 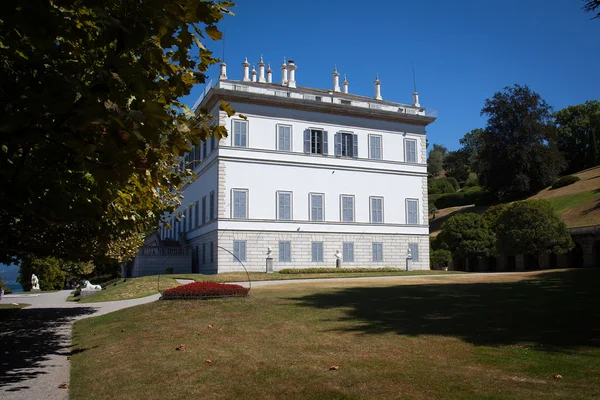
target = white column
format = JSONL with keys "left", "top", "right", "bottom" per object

{"left": 332, "top": 66, "right": 340, "bottom": 92}
{"left": 258, "top": 55, "right": 266, "bottom": 83}
{"left": 251, "top": 64, "right": 257, "bottom": 82}
{"left": 374, "top": 73, "right": 382, "bottom": 100}
{"left": 412, "top": 92, "right": 420, "bottom": 107}
{"left": 219, "top": 62, "right": 227, "bottom": 80}
{"left": 266, "top": 63, "right": 272, "bottom": 83}
{"left": 242, "top": 57, "right": 250, "bottom": 82}
{"left": 287, "top": 59, "right": 297, "bottom": 88}
{"left": 342, "top": 74, "right": 348, "bottom": 94}
{"left": 281, "top": 57, "right": 288, "bottom": 86}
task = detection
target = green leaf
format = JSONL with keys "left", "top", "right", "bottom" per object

{"left": 205, "top": 26, "right": 222, "bottom": 40}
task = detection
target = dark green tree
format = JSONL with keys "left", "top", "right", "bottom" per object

{"left": 436, "top": 213, "right": 496, "bottom": 259}
{"left": 443, "top": 150, "right": 470, "bottom": 183}
{"left": 430, "top": 249, "right": 452, "bottom": 269}
{"left": 0, "top": 0, "right": 234, "bottom": 264}
{"left": 478, "top": 85, "right": 565, "bottom": 200}
{"left": 18, "top": 256, "right": 66, "bottom": 291}
{"left": 459, "top": 128, "right": 484, "bottom": 174}
{"left": 555, "top": 100, "right": 600, "bottom": 173}
{"left": 427, "top": 150, "right": 444, "bottom": 177}
{"left": 495, "top": 200, "right": 574, "bottom": 262}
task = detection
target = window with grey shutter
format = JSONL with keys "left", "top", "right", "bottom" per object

{"left": 370, "top": 135, "right": 382, "bottom": 159}
{"left": 278, "top": 125, "right": 292, "bottom": 151}
{"left": 372, "top": 242, "right": 383, "bottom": 262}
{"left": 278, "top": 192, "right": 292, "bottom": 220}
{"left": 195, "top": 202, "right": 199, "bottom": 227}
{"left": 335, "top": 133, "right": 342, "bottom": 156}
{"left": 233, "top": 120, "right": 247, "bottom": 147}
{"left": 408, "top": 243, "right": 419, "bottom": 262}
{"left": 210, "top": 191, "right": 215, "bottom": 221}
{"left": 312, "top": 242, "right": 324, "bottom": 262}
{"left": 341, "top": 195, "right": 354, "bottom": 222}
{"left": 322, "top": 131, "right": 328, "bottom": 154}
{"left": 233, "top": 190, "right": 248, "bottom": 219}
{"left": 352, "top": 134, "right": 358, "bottom": 158}
{"left": 405, "top": 138, "right": 417, "bottom": 163}
{"left": 407, "top": 199, "right": 419, "bottom": 224}
{"left": 279, "top": 241, "right": 291, "bottom": 262}
{"left": 304, "top": 129, "right": 311, "bottom": 153}
{"left": 202, "top": 140, "right": 207, "bottom": 159}
{"left": 202, "top": 196, "right": 207, "bottom": 224}
{"left": 343, "top": 242, "right": 354, "bottom": 262}
{"left": 311, "top": 193, "right": 324, "bottom": 221}
{"left": 371, "top": 197, "right": 383, "bottom": 223}
{"left": 233, "top": 240, "right": 247, "bottom": 262}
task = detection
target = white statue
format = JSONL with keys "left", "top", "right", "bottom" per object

{"left": 334, "top": 250, "right": 341, "bottom": 260}
{"left": 31, "top": 274, "right": 40, "bottom": 290}
{"left": 266, "top": 247, "right": 273, "bottom": 259}
{"left": 407, "top": 247, "right": 413, "bottom": 260}
{"left": 82, "top": 280, "right": 102, "bottom": 291}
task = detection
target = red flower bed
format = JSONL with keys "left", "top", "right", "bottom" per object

{"left": 161, "top": 281, "right": 249, "bottom": 300}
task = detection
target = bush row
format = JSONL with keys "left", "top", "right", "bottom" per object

{"left": 279, "top": 267, "right": 404, "bottom": 274}
{"left": 428, "top": 177, "right": 460, "bottom": 195}
{"left": 432, "top": 190, "right": 496, "bottom": 209}
{"left": 161, "top": 282, "right": 249, "bottom": 299}
{"left": 551, "top": 175, "right": 580, "bottom": 190}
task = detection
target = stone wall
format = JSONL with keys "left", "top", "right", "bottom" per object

{"left": 215, "top": 230, "right": 430, "bottom": 272}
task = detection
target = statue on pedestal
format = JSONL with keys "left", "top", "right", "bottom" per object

{"left": 266, "top": 247, "right": 273, "bottom": 259}
{"left": 31, "top": 274, "right": 40, "bottom": 291}
{"left": 334, "top": 250, "right": 342, "bottom": 268}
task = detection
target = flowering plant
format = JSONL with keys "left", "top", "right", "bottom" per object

{"left": 161, "top": 281, "right": 249, "bottom": 300}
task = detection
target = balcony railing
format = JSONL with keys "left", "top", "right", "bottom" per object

{"left": 139, "top": 247, "right": 190, "bottom": 257}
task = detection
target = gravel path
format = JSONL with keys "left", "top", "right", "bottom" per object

{"left": 0, "top": 290, "right": 159, "bottom": 400}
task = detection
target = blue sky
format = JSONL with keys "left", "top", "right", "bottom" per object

{"left": 181, "top": 0, "right": 600, "bottom": 151}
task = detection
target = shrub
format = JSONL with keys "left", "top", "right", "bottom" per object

{"left": 430, "top": 249, "right": 452, "bottom": 270}
{"left": 464, "top": 175, "right": 480, "bottom": 188}
{"left": 434, "top": 190, "right": 489, "bottom": 209}
{"left": 551, "top": 175, "right": 580, "bottom": 190}
{"left": 161, "top": 282, "right": 249, "bottom": 299}
{"left": 428, "top": 177, "right": 459, "bottom": 195}
{"left": 0, "top": 279, "right": 13, "bottom": 294}
{"left": 279, "top": 267, "right": 404, "bottom": 274}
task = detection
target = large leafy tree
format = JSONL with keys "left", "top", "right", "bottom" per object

{"left": 459, "top": 128, "right": 484, "bottom": 174}
{"left": 435, "top": 213, "right": 496, "bottom": 260}
{"left": 0, "top": 1, "right": 234, "bottom": 264}
{"left": 478, "top": 85, "right": 565, "bottom": 200}
{"left": 427, "top": 144, "right": 447, "bottom": 177}
{"left": 442, "top": 149, "right": 470, "bottom": 183}
{"left": 555, "top": 100, "right": 600, "bottom": 173}
{"left": 495, "top": 200, "right": 574, "bottom": 261}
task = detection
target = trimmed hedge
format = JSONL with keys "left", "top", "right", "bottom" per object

{"left": 428, "top": 177, "right": 459, "bottom": 195}
{"left": 432, "top": 189, "right": 496, "bottom": 209}
{"left": 430, "top": 249, "right": 452, "bottom": 270}
{"left": 161, "top": 282, "right": 249, "bottom": 299}
{"left": 279, "top": 267, "right": 404, "bottom": 274}
{"left": 551, "top": 175, "right": 580, "bottom": 190}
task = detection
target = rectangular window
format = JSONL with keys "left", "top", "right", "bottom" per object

{"left": 195, "top": 202, "right": 199, "bottom": 227}
{"left": 372, "top": 242, "right": 383, "bottom": 262}
{"left": 304, "top": 129, "right": 328, "bottom": 155}
{"left": 369, "top": 135, "right": 382, "bottom": 160}
{"left": 405, "top": 138, "right": 417, "bottom": 163}
{"left": 211, "top": 136, "right": 217, "bottom": 152}
{"left": 232, "top": 189, "right": 248, "bottom": 219}
{"left": 370, "top": 197, "right": 383, "bottom": 223}
{"left": 233, "top": 240, "right": 247, "bottom": 262}
{"left": 343, "top": 242, "right": 354, "bottom": 262}
{"left": 188, "top": 207, "right": 192, "bottom": 231}
{"left": 233, "top": 120, "right": 248, "bottom": 147}
{"left": 408, "top": 243, "right": 419, "bottom": 262}
{"left": 335, "top": 132, "right": 358, "bottom": 158}
{"left": 279, "top": 241, "right": 291, "bottom": 262}
{"left": 210, "top": 241, "right": 214, "bottom": 263}
{"left": 202, "top": 243, "right": 206, "bottom": 264}
{"left": 210, "top": 191, "right": 215, "bottom": 221}
{"left": 310, "top": 193, "right": 324, "bottom": 221}
{"left": 406, "top": 199, "right": 419, "bottom": 225}
{"left": 202, "top": 140, "right": 207, "bottom": 159}
{"left": 311, "top": 242, "right": 324, "bottom": 262}
{"left": 202, "top": 196, "right": 207, "bottom": 224}
{"left": 278, "top": 125, "right": 292, "bottom": 151}
{"left": 341, "top": 195, "right": 355, "bottom": 222}
{"left": 278, "top": 191, "right": 292, "bottom": 220}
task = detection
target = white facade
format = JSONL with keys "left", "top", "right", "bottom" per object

{"left": 157, "top": 59, "right": 436, "bottom": 273}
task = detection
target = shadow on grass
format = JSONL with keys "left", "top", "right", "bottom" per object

{"left": 0, "top": 307, "right": 97, "bottom": 389}
{"left": 291, "top": 269, "right": 600, "bottom": 351}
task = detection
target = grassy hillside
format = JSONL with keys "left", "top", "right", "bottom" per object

{"left": 430, "top": 166, "right": 600, "bottom": 236}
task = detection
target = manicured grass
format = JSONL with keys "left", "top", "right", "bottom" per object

{"left": 544, "top": 190, "right": 600, "bottom": 215}
{"left": 0, "top": 303, "right": 29, "bottom": 310}
{"left": 78, "top": 276, "right": 180, "bottom": 303}
{"left": 71, "top": 269, "right": 600, "bottom": 399}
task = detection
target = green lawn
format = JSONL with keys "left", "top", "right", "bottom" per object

{"left": 71, "top": 269, "right": 600, "bottom": 399}
{"left": 0, "top": 303, "right": 29, "bottom": 310}
{"left": 77, "top": 270, "right": 463, "bottom": 303}
{"left": 545, "top": 190, "right": 600, "bottom": 215}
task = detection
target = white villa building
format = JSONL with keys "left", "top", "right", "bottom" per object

{"left": 132, "top": 57, "right": 436, "bottom": 276}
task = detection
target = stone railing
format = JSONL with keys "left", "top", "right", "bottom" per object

{"left": 139, "top": 247, "right": 190, "bottom": 257}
